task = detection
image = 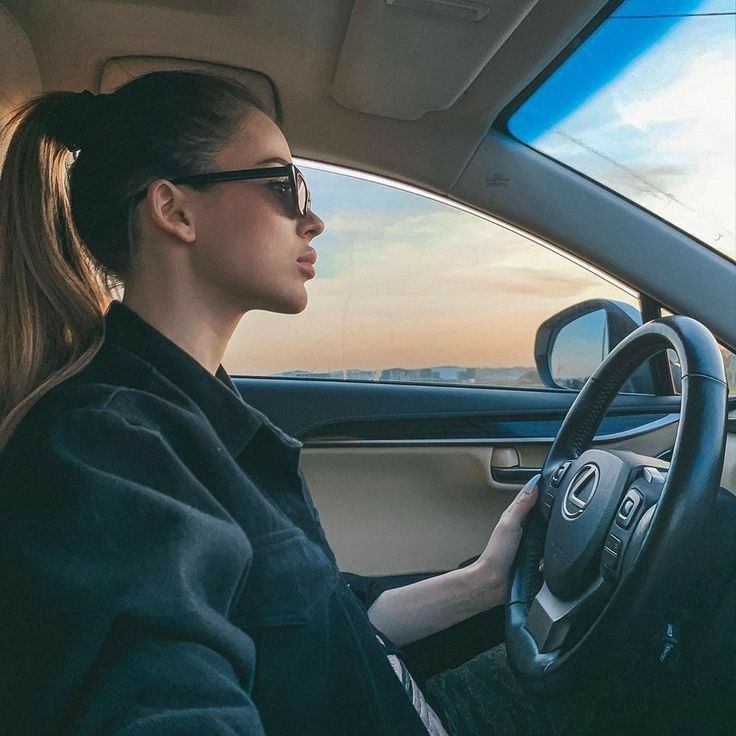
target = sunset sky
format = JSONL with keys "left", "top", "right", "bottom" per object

{"left": 224, "top": 173, "right": 635, "bottom": 375}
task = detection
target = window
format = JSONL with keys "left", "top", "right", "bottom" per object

{"left": 223, "top": 163, "right": 641, "bottom": 390}
{"left": 508, "top": 0, "right": 736, "bottom": 261}
{"left": 667, "top": 347, "right": 736, "bottom": 396}
{"left": 662, "top": 310, "right": 736, "bottom": 395}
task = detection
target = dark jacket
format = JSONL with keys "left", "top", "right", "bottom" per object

{"left": 0, "top": 300, "right": 429, "bottom": 736}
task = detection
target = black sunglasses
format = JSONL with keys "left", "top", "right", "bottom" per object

{"left": 132, "top": 163, "right": 311, "bottom": 218}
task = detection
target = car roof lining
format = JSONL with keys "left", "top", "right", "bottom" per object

{"left": 1, "top": 0, "right": 608, "bottom": 192}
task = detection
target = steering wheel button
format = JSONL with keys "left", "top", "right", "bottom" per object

{"left": 605, "top": 533, "right": 622, "bottom": 555}
{"left": 616, "top": 489, "right": 643, "bottom": 529}
{"left": 602, "top": 533, "right": 623, "bottom": 572}
{"left": 602, "top": 550, "right": 617, "bottom": 570}
{"left": 551, "top": 461, "right": 572, "bottom": 487}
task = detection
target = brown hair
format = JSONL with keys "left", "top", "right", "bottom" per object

{"left": 0, "top": 71, "right": 266, "bottom": 451}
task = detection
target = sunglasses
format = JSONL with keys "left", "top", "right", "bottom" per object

{"left": 132, "top": 163, "right": 311, "bottom": 218}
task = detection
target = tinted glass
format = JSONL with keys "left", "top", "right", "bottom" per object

{"left": 509, "top": 0, "right": 736, "bottom": 261}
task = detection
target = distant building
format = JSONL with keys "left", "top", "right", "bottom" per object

{"left": 274, "top": 369, "right": 343, "bottom": 379}
{"left": 379, "top": 367, "right": 438, "bottom": 382}
{"left": 275, "top": 364, "right": 544, "bottom": 387}
{"left": 275, "top": 368, "right": 375, "bottom": 381}
{"left": 345, "top": 370, "right": 374, "bottom": 381}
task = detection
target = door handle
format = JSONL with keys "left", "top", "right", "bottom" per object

{"left": 490, "top": 446, "right": 540, "bottom": 484}
{"left": 491, "top": 466, "right": 542, "bottom": 484}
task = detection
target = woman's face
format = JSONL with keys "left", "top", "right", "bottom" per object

{"left": 187, "top": 108, "right": 325, "bottom": 315}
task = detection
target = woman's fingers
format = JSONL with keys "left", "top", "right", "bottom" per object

{"left": 520, "top": 472, "right": 541, "bottom": 496}
{"left": 473, "top": 474, "right": 541, "bottom": 597}
{"left": 502, "top": 472, "right": 540, "bottom": 526}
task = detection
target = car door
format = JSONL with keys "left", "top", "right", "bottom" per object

{"left": 223, "top": 162, "right": 688, "bottom": 577}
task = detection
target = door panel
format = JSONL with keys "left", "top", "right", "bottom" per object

{"left": 234, "top": 377, "right": 683, "bottom": 575}
{"left": 300, "top": 419, "right": 679, "bottom": 575}
{"left": 301, "top": 446, "right": 515, "bottom": 575}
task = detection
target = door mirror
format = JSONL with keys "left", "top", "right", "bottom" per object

{"left": 535, "top": 299, "right": 654, "bottom": 393}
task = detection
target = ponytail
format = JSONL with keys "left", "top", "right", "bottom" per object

{"left": 0, "top": 72, "right": 266, "bottom": 452}
{"left": 0, "top": 94, "right": 113, "bottom": 453}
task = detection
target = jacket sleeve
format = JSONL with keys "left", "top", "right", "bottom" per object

{"left": 0, "top": 404, "right": 266, "bottom": 736}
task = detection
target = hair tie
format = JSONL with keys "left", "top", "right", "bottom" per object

{"left": 49, "top": 90, "right": 113, "bottom": 152}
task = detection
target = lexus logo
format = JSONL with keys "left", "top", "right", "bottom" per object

{"left": 562, "top": 464, "right": 600, "bottom": 520}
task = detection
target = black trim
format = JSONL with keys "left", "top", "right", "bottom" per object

{"left": 494, "top": 0, "right": 627, "bottom": 133}
{"left": 491, "top": 467, "right": 541, "bottom": 484}
{"left": 233, "top": 376, "right": 681, "bottom": 440}
{"left": 297, "top": 411, "right": 672, "bottom": 443}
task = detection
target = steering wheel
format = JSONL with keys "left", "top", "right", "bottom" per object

{"left": 505, "top": 315, "right": 728, "bottom": 693}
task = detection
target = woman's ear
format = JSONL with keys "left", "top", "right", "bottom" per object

{"left": 144, "top": 179, "right": 197, "bottom": 243}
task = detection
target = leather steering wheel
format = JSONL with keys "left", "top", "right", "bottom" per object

{"left": 505, "top": 315, "right": 728, "bottom": 693}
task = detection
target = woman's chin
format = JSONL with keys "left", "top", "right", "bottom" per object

{"left": 239, "top": 286, "right": 309, "bottom": 315}
{"left": 272, "top": 292, "right": 309, "bottom": 315}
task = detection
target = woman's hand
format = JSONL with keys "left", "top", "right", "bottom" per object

{"left": 367, "top": 475, "right": 540, "bottom": 646}
{"left": 467, "top": 474, "right": 540, "bottom": 610}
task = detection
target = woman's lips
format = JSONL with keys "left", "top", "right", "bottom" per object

{"left": 297, "top": 250, "right": 317, "bottom": 278}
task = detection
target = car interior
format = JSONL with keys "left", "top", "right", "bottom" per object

{"left": 1, "top": 0, "right": 735, "bottom": 731}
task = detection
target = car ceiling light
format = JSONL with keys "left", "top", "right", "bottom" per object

{"left": 385, "top": 0, "right": 490, "bottom": 22}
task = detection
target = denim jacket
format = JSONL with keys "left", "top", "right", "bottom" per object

{"left": 0, "top": 300, "right": 429, "bottom": 736}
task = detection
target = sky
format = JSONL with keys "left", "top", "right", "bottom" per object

{"left": 223, "top": 0, "right": 734, "bottom": 378}
{"left": 224, "top": 172, "right": 636, "bottom": 376}
{"left": 510, "top": 0, "right": 736, "bottom": 258}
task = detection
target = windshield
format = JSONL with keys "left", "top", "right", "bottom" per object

{"left": 508, "top": 0, "right": 736, "bottom": 261}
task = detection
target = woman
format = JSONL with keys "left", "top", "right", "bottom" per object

{"left": 0, "top": 71, "right": 539, "bottom": 735}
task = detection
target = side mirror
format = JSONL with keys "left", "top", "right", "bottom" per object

{"left": 534, "top": 299, "right": 655, "bottom": 393}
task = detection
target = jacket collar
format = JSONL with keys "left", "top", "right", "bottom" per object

{"left": 103, "top": 300, "right": 264, "bottom": 457}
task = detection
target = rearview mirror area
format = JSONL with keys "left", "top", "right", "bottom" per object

{"left": 535, "top": 299, "right": 655, "bottom": 393}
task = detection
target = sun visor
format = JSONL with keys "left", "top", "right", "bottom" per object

{"left": 99, "top": 57, "right": 280, "bottom": 122}
{"left": 332, "top": 0, "right": 539, "bottom": 120}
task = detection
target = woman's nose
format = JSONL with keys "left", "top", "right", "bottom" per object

{"left": 301, "top": 209, "right": 325, "bottom": 239}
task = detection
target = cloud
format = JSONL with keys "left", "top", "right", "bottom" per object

{"left": 535, "top": 19, "right": 735, "bottom": 254}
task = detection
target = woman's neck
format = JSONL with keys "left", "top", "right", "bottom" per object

{"left": 120, "top": 288, "right": 242, "bottom": 376}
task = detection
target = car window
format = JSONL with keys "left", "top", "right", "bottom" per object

{"left": 507, "top": 0, "right": 736, "bottom": 262}
{"left": 718, "top": 347, "right": 736, "bottom": 396}
{"left": 223, "top": 162, "right": 641, "bottom": 390}
{"left": 662, "top": 309, "right": 736, "bottom": 396}
{"left": 668, "top": 347, "right": 736, "bottom": 396}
